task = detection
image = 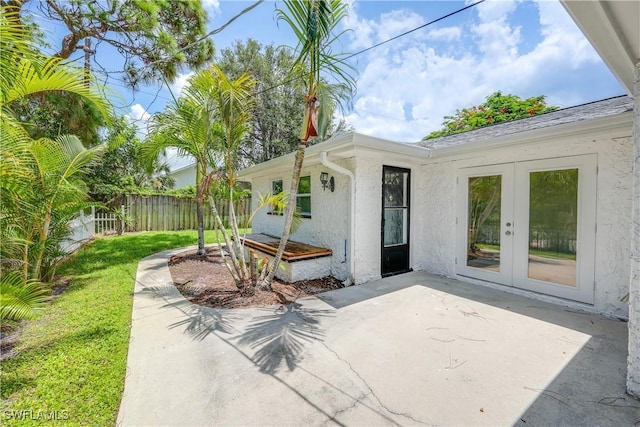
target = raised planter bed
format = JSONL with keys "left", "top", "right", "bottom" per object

{"left": 240, "top": 233, "right": 332, "bottom": 282}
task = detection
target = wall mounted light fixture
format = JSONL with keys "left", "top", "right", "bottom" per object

{"left": 320, "top": 172, "right": 335, "bottom": 192}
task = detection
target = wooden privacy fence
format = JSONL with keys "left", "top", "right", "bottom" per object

{"left": 123, "top": 194, "right": 251, "bottom": 232}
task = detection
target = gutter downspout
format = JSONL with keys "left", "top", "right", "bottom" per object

{"left": 320, "top": 151, "right": 355, "bottom": 286}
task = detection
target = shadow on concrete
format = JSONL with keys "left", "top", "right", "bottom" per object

{"left": 237, "top": 302, "right": 335, "bottom": 374}
{"left": 167, "top": 300, "right": 237, "bottom": 340}
{"left": 412, "top": 272, "right": 627, "bottom": 336}
{"left": 170, "top": 301, "right": 352, "bottom": 426}
{"left": 137, "top": 284, "right": 238, "bottom": 339}
{"left": 332, "top": 271, "right": 639, "bottom": 425}
{"left": 317, "top": 272, "right": 418, "bottom": 309}
{"left": 515, "top": 336, "right": 640, "bottom": 426}
{"left": 321, "top": 271, "right": 626, "bottom": 336}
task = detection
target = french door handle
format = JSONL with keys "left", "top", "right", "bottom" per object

{"left": 505, "top": 230, "right": 512, "bottom": 236}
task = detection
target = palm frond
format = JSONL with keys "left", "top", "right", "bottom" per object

{"left": 2, "top": 57, "right": 111, "bottom": 118}
{"left": 276, "top": 0, "right": 356, "bottom": 139}
{"left": 0, "top": 271, "right": 49, "bottom": 321}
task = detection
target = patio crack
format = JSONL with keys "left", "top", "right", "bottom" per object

{"left": 320, "top": 342, "right": 433, "bottom": 426}
{"left": 324, "top": 391, "right": 370, "bottom": 426}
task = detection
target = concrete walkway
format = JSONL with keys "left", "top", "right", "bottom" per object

{"left": 117, "top": 248, "right": 639, "bottom": 426}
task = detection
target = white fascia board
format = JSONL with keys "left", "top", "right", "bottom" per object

{"left": 168, "top": 162, "right": 197, "bottom": 174}
{"left": 237, "top": 132, "right": 431, "bottom": 180}
{"left": 423, "top": 110, "right": 633, "bottom": 163}
{"left": 561, "top": 0, "right": 636, "bottom": 95}
{"left": 236, "top": 133, "right": 355, "bottom": 180}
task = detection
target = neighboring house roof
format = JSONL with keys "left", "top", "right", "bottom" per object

{"left": 423, "top": 95, "right": 633, "bottom": 151}
{"left": 168, "top": 162, "right": 197, "bottom": 174}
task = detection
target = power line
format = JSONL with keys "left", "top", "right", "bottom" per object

{"left": 75, "top": 0, "right": 266, "bottom": 79}
{"left": 344, "top": 0, "right": 484, "bottom": 61}
{"left": 75, "top": 0, "right": 486, "bottom": 119}
{"left": 252, "top": 0, "right": 485, "bottom": 97}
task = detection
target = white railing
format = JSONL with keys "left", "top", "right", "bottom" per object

{"left": 93, "top": 205, "right": 125, "bottom": 235}
{"left": 61, "top": 206, "right": 125, "bottom": 254}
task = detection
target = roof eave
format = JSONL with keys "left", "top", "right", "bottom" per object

{"left": 237, "top": 132, "right": 430, "bottom": 180}
{"left": 561, "top": 0, "right": 638, "bottom": 96}
{"left": 423, "top": 109, "right": 633, "bottom": 162}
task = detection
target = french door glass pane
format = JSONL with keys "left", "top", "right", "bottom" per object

{"left": 467, "top": 175, "right": 502, "bottom": 271}
{"left": 527, "top": 169, "right": 578, "bottom": 286}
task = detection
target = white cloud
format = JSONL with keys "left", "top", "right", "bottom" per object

{"left": 125, "top": 104, "right": 151, "bottom": 139}
{"left": 346, "top": 7, "right": 426, "bottom": 51}
{"left": 168, "top": 71, "right": 194, "bottom": 97}
{"left": 341, "top": 0, "right": 619, "bottom": 142}
{"left": 124, "top": 104, "right": 195, "bottom": 171}
{"left": 128, "top": 103, "right": 150, "bottom": 122}
{"left": 202, "top": 0, "right": 220, "bottom": 15}
{"left": 535, "top": 0, "right": 600, "bottom": 66}
{"left": 474, "top": 0, "right": 518, "bottom": 23}
{"left": 427, "top": 27, "right": 462, "bottom": 42}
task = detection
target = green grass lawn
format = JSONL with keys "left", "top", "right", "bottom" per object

{"left": 0, "top": 230, "right": 231, "bottom": 426}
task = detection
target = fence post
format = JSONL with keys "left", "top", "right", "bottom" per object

{"left": 121, "top": 205, "right": 125, "bottom": 233}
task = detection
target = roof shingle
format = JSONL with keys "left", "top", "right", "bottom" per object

{"left": 422, "top": 95, "right": 633, "bottom": 150}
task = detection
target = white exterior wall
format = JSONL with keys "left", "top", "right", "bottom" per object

{"left": 170, "top": 166, "right": 197, "bottom": 189}
{"left": 412, "top": 162, "right": 457, "bottom": 277}
{"left": 352, "top": 156, "right": 421, "bottom": 284}
{"left": 245, "top": 250, "right": 332, "bottom": 282}
{"left": 412, "top": 127, "right": 633, "bottom": 318}
{"left": 627, "top": 61, "right": 640, "bottom": 397}
{"left": 352, "top": 157, "right": 384, "bottom": 284}
{"left": 250, "top": 161, "right": 352, "bottom": 281}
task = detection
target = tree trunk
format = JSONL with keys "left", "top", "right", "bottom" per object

{"left": 208, "top": 195, "right": 246, "bottom": 291}
{"left": 250, "top": 250, "right": 258, "bottom": 287}
{"left": 32, "top": 209, "right": 52, "bottom": 281}
{"left": 228, "top": 190, "right": 248, "bottom": 279}
{"left": 196, "top": 186, "right": 206, "bottom": 256}
{"left": 261, "top": 142, "right": 305, "bottom": 290}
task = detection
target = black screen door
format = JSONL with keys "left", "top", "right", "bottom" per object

{"left": 382, "top": 166, "right": 411, "bottom": 276}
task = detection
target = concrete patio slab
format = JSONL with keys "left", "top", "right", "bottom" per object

{"left": 117, "top": 247, "right": 639, "bottom": 426}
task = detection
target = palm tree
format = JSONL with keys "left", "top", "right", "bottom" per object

{"left": 27, "top": 135, "right": 103, "bottom": 281}
{"left": 1, "top": 9, "right": 111, "bottom": 319}
{"left": 262, "top": 0, "right": 356, "bottom": 289}
{"left": 205, "top": 65, "right": 257, "bottom": 288}
{"left": 144, "top": 69, "right": 223, "bottom": 255}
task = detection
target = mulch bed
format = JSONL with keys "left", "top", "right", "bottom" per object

{"left": 167, "top": 247, "right": 343, "bottom": 309}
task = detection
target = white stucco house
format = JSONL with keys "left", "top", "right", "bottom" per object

{"left": 168, "top": 162, "right": 197, "bottom": 189}
{"left": 240, "top": 0, "right": 640, "bottom": 397}
{"left": 239, "top": 96, "right": 633, "bottom": 317}
{"left": 560, "top": 0, "right": 639, "bottom": 399}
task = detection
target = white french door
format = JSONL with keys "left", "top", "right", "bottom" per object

{"left": 456, "top": 155, "right": 596, "bottom": 304}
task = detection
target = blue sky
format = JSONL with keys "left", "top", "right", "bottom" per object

{"left": 34, "top": 0, "right": 625, "bottom": 166}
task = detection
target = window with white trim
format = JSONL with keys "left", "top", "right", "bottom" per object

{"left": 297, "top": 176, "right": 311, "bottom": 217}
{"left": 269, "top": 179, "right": 283, "bottom": 214}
